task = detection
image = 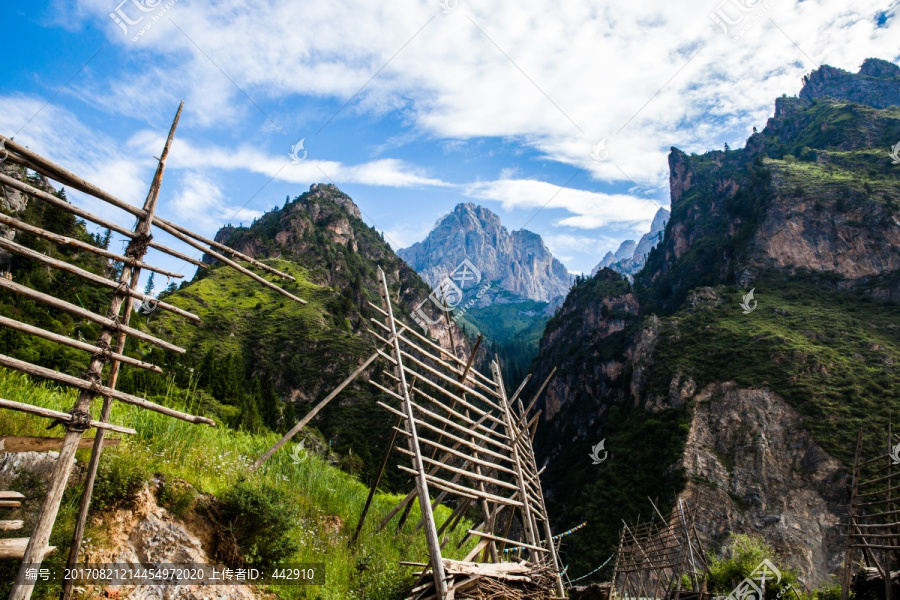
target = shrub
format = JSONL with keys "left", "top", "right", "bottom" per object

{"left": 92, "top": 452, "right": 152, "bottom": 511}
{"left": 159, "top": 477, "right": 197, "bottom": 517}
{"left": 707, "top": 534, "right": 801, "bottom": 600}
{"left": 218, "top": 481, "right": 300, "bottom": 568}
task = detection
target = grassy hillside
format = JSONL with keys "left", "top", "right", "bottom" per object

{"left": 0, "top": 368, "right": 477, "bottom": 600}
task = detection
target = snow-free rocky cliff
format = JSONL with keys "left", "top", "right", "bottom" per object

{"left": 523, "top": 58, "right": 900, "bottom": 587}
{"left": 398, "top": 203, "right": 573, "bottom": 304}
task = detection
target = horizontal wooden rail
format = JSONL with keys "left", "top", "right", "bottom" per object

{"left": 0, "top": 171, "right": 207, "bottom": 269}
{"left": 393, "top": 431, "right": 514, "bottom": 475}
{"left": 0, "top": 212, "right": 183, "bottom": 278}
{"left": 0, "top": 398, "right": 136, "bottom": 434}
{"left": 0, "top": 238, "right": 200, "bottom": 322}
{"left": 0, "top": 357, "right": 214, "bottom": 426}
{"left": 395, "top": 467, "right": 521, "bottom": 507}
{"left": 465, "top": 530, "right": 548, "bottom": 553}
{"left": 0, "top": 135, "right": 292, "bottom": 281}
{"left": 0, "top": 277, "right": 185, "bottom": 354}
{"left": 0, "top": 315, "right": 162, "bottom": 373}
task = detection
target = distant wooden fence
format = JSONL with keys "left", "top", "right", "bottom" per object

{"left": 0, "top": 103, "right": 305, "bottom": 600}
{"left": 841, "top": 426, "right": 900, "bottom": 600}
{"left": 612, "top": 499, "right": 707, "bottom": 600}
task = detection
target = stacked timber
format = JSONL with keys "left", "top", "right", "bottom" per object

{"left": 406, "top": 559, "right": 563, "bottom": 600}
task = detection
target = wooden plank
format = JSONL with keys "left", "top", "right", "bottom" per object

{"left": 0, "top": 521, "right": 23, "bottom": 531}
{"left": 0, "top": 501, "right": 22, "bottom": 508}
{"left": 0, "top": 398, "right": 136, "bottom": 435}
{"left": 0, "top": 539, "right": 56, "bottom": 561}
{"left": 0, "top": 358, "right": 213, "bottom": 426}
{"left": 0, "top": 316, "right": 163, "bottom": 373}
{"left": 0, "top": 492, "right": 25, "bottom": 500}
{"left": 0, "top": 278, "right": 186, "bottom": 354}
{"left": 0, "top": 436, "right": 120, "bottom": 453}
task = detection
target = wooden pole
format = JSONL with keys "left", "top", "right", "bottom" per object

{"left": 0, "top": 134, "right": 293, "bottom": 282}
{"left": 842, "top": 428, "right": 864, "bottom": 600}
{"left": 350, "top": 415, "right": 404, "bottom": 546}
{"left": 491, "top": 361, "right": 538, "bottom": 558}
{"left": 0, "top": 237, "right": 199, "bottom": 321}
{"left": 0, "top": 171, "right": 208, "bottom": 269}
{"left": 249, "top": 348, "right": 388, "bottom": 472}
{"left": 61, "top": 103, "right": 184, "bottom": 600}
{"left": 378, "top": 267, "right": 446, "bottom": 597}
{"left": 0, "top": 278, "right": 186, "bottom": 353}
{"left": 0, "top": 398, "right": 136, "bottom": 435}
{"left": 0, "top": 354, "right": 211, "bottom": 424}
{"left": 10, "top": 102, "right": 181, "bottom": 600}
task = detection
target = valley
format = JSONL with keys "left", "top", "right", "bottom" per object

{"left": 0, "top": 52, "right": 898, "bottom": 600}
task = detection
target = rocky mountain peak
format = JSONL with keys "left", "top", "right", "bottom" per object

{"left": 591, "top": 207, "right": 670, "bottom": 277}
{"left": 800, "top": 58, "right": 900, "bottom": 108}
{"left": 398, "top": 203, "right": 573, "bottom": 303}
{"left": 304, "top": 183, "right": 362, "bottom": 220}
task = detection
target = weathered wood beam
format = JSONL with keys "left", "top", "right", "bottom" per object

{"left": 0, "top": 134, "right": 292, "bottom": 281}
{"left": 0, "top": 171, "right": 207, "bottom": 269}
{"left": 0, "top": 238, "right": 199, "bottom": 322}
{"left": 0, "top": 278, "right": 185, "bottom": 353}
{"left": 0, "top": 315, "right": 162, "bottom": 373}
{"left": 0, "top": 398, "right": 136, "bottom": 435}
{"left": 0, "top": 212, "right": 183, "bottom": 278}
{"left": 0, "top": 356, "right": 213, "bottom": 425}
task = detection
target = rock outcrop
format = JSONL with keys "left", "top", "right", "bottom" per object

{"left": 205, "top": 183, "right": 471, "bottom": 356}
{"left": 800, "top": 58, "right": 900, "bottom": 109}
{"left": 681, "top": 383, "right": 846, "bottom": 586}
{"left": 398, "top": 203, "right": 573, "bottom": 303}
{"left": 524, "top": 57, "right": 900, "bottom": 586}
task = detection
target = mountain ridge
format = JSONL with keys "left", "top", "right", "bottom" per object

{"left": 398, "top": 202, "right": 573, "bottom": 304}
{"left": 522, "top": 58, "right": 900, "bottom": 585}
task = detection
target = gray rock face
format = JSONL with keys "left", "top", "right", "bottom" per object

{"left": 398, "top": 203, "right": 573, "bottom": 302}
{"left": 680, "top": 382, "right": 846, "bottom": 587}
{"left": 800, "top": 58, "right": 900, "bottom": 109}
{"left": 591, "top": 208, "right": 669, "bottom": 276}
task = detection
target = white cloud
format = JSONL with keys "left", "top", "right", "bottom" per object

{"left": 166, "top": 172, "right": 262, "bottom": 232}
{"left": 465, "top": 178, "right": 661, "bottom": 231}
{"left": 63, "top": 0, "right": 900, "bottom": 193}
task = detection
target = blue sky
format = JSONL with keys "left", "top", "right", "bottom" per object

{"left": 1, "top": 0, "right": 898, "bottom": 288}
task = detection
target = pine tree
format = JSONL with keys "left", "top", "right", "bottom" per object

{"left": 144, "top": 272, "right": 155, "bottom": 296}
{"left": 259, "top": 375, "right": 280, "bottom": 431}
